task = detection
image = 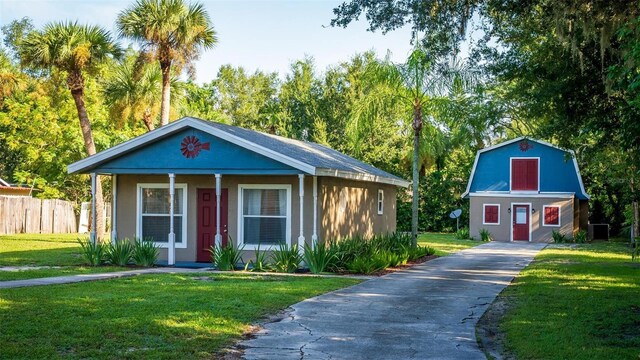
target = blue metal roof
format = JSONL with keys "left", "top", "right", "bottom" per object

{"left": 68, "top": 117, "right": 409, "bottom": 187}
{"left": 462, "top": 137, "right": 589, "bottom": 199}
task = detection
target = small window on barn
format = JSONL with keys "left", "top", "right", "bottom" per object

{"left": 483, "top": 204, "right": 500, "bottom": 225}
{"left": 377, "top": 189, "right": 384, "bottom": 215}
{"left": 137, "top": 183, "right": 188, "bottom": 248}
{"left": 543, "top": 205, "right": 560, "bottom": 227}
{"left": 239, "top": 184, "right": 291, "bottom": 249}
{"left": 511, "top": 158, "right": 539, "bottom": 191}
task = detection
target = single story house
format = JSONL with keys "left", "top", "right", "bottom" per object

{"left": 462, "top": 137, "right": 589, "bottom": 242}
{"left": 68, "top": 117, "right": 409, "bottom": 264}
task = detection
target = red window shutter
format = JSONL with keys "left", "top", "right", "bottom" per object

{"left": 545, "top": 207, "right": 559, "bottom": 225}
{"left": 512, "top": 159, "right": 539, "bottom": 191}
{"left": 484, "top": 205, "right": 499, "bottom": 223}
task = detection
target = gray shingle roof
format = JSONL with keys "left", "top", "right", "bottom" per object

{"left": 190, "top": 118, "right": 406, "bottom": 185}
{"left": 68, "top": 117, "right": 409, "bottom": 186}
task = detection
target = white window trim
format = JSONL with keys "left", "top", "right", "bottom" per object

{"left": 482, "top": 204, "right": 501, "bottom": 225}
{"left": 377, "top": 189, "right": 384, "bottom": 215}
{"left": 542, "top": 205, "right": 561, "bottom": 227}
{"left": 237, "top": 184, "right": 292, "bottom": 251}
{"left": 509, "top": 157, "right": 541, "bottom": 192}
{"left": 136, "top": 183, "right": 188, "bottom": 249}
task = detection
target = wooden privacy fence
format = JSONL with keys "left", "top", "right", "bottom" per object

{"left": 0, "top": 197, "right": 77, "bottom": 235}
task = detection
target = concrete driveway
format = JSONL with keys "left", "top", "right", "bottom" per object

{"left": 240, "top": 241, "right": 545, "bottom": 360}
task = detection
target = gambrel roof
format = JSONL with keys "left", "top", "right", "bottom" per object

{"left": 462, "top": 137, "right": 589, "bottom": 199}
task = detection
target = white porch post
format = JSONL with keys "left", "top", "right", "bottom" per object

{"left": 168, "top": 173, "right": 176, "bottom": 266}
{"left": 312, "top": 176, "right": 318, "bottom": 246}
{"left": 215, "top": 174, "right": 222, "bottom": 248}
{"left": 298, "top": 174, "right": 305, "bottom": 252}
{"left": 90, "top": 172, "right": 97, "bottom": 245}
{"left": 111, "top": 174, "right": 118, "bottom": 245}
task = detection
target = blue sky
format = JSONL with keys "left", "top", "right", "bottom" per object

{"left": 0, "top": 0, "right": 415, "bottom": 83}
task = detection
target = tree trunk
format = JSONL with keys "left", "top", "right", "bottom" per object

{"left": 142, "top": 108, "right": 155, "bottom": 132}
{"left": 631, "top": 177, "right": 640, "bottom": 239}
{"left": 411, "top": 102, "right": 423, "bottom": 248}
{"left": 633, "top": 200, "right": 639, "bottom": 239}
{"left": 160, "top": 62, "right": 171, "bottom": 126}
{"left": 70, "top": 85, "right": 105, "bottom": 242}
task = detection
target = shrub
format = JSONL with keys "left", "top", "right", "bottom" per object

{"left": 408, "top": 245, "right": 435, "bottom": 261}
{"left": 106, "top": 239, "right": 134, "bottom": 266}
{"left": 326, "top": 236, "right": 367, "bottom": 272}
{"left": 374, "top": 249, "right": 403, "bottom": 268}
{"left": 78, "top": 238, "right": 106, "bottom": 266}
{"left": 347, "top": 255, "right": 387, "bottom": 274}
{"left": 456, "top": 227, "right": 470, "bottom": 240}
{"left": 244, "top": 245, "right": 270, "bottom": 272}
{"left": 479, "top": 228, "right": 493, "bottom": 242}
{"left": 551, "top": 230, "right": 567, "bottom": 243}
{"left": 574, "top": 230, "right": 588, "bottom": 244}
{"left": 271, "top": 242, "right": 303, "bottom": 273}
{"left": 132, "top": 237, "right": 159, "bottom": 267}
{"left": 211, "top": 240, "right": 244, "bottom": 271}
{"left": 304, "top": 241, "right": 335, "bottom": 274}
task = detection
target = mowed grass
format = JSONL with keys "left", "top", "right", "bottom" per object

{"left": 501, "top": 241, "right": 640, "bottom": 359}
{"left": 418, "top": 232, "right": 480, "bottom": 256}
{"left": 0, "top": 233, "right": 85, "bottom": 266}
{"left": 0, "top": 233, "right": 128, "bottom": 281}
{"left": 0, "top": 273, "right": 360, "bottom": 359}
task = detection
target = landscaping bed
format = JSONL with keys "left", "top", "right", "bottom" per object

{"left": 482, "top": 240, "right": 639, "bottom": 359}
{"left": 0, "top": 273, "right": 360, "bottom": 359}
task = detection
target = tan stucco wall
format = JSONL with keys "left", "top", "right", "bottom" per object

{"left": 469, "top": 196, "right": 574, "bottom": 242}
{"left": 319, "top": 177, "right": 397, "bottom": 241}
{"left": 117, "top": 174, "right": 391, "bottom": 262}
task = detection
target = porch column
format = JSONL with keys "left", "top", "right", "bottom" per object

{"left": 111, "top": 174, "right": 118, "bottom": 245}
{"left": 298, "top": 174, "right": 305, "bottom": 252}
{"left": 215, "top": 174, "right": 222, "bottom": 248}
{"left": 312, "top": 176, "right": 318, "bottom": 246}
{"left": 90, "top": 172, "right": 97, "bottom": 245}
{"left": 168, "top": 173, "right": 176, "bottom": 266}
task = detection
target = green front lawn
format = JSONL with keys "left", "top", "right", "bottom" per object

{"left": 0, "top": 233, "right": 133, "bottom": 281}
{"left": 418, "top": 232, "right": 480, "bottom": 256}
{"left": 0, "top": 233, "right": 84, "bottom": 266}
{"left": 0, "top": 273, "right": 360, "bottom": 359}
{"left": 501, "top": 241, "right": 640, "bottom": 359}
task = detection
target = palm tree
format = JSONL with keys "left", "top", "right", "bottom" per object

{"left": 117, "top": 0, "right": 217, "bottom": 126}
{"left": 350, "top": 45, "right": 478, "bottom": 247}
{"left": 0, "top": 49, "right": 25, "bottom": 108}
{"left": 104, "top": 51, "right": 185, "bottom": 131}
{"left": 19, "top": 22, "right": 122, "bottom": 241}
{"left": 104, "top": 51, "right": 162, "bottom": 131}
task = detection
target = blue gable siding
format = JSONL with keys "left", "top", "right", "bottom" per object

{"left": 469, "top": 140, "right": 587, "bottom": 199}
{"left": 93, "top": 128, "right": 301, "bottom": 175}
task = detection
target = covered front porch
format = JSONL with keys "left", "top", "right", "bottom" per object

{"left": 89, "top": 172, "right": 319, "bottom": 265}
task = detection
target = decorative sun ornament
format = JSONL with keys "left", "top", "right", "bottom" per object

{"left": 519, "top": 140, "right": 533, "bottom": 152}
{"left": 180, "top": 136, "right": 210, "bottom": 159}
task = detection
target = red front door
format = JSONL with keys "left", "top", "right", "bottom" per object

{"left": 197, "top": 188, "right": 228, "bottom": 262}
{"left": 512, "top": 204, "right": 530, "bottom": 241}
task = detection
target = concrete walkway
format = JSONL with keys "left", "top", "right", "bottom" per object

{"left": 241, "top": 241, "right": 546, "bottom": 360}
{"left": 0, "top": 267, "right": 198, "bottom": 289}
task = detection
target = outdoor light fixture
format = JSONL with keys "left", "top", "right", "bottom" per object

{"left": 507, "top": 207, "right": 511, "bottom": 213}
{"left": 532, "top": 208, "right": 536, "bottom": 213}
